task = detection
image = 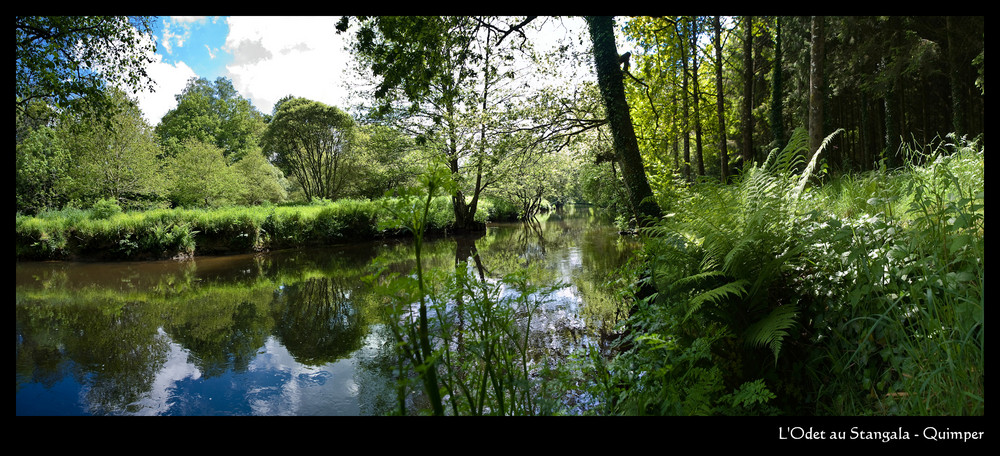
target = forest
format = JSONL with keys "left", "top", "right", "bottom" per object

{"left": 16, "top": 16, "right": 984, "bottom": 417}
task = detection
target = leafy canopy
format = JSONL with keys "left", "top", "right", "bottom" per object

{"left": 16, "top": 16, "right": 157, "bottom": 121}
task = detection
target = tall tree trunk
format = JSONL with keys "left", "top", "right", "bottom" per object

{"left": 741, "top": 16, "right": 754, "bottom": 167}
{"left": 714, "top": 16, "right": 729, "bottom": 183}
{"left": 808, "top": 16, "right": 826, "bottom": 155}
{"left": 769, "top": 17, "right": 784, "bottom": 151}
{"left": 680, "top": 21, "right": 692, "bottom": 181}
{"left": 690, "top": 18, "right": 705, "bottom": 177}
{"left": 883, "top": 16, "right": 903, "bottom": 167}
{"left": 671, "top": 84, "right": 680, "bottom": 171}
{"left": 585, "top": 16, "right": 661, "bottom": 225}
{"left": 945, "top": 16, "right": 967, "bottom": 138}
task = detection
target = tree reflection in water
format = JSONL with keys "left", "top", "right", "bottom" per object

{"left": 16, "top": 206, "right": 637, "bottom": 415}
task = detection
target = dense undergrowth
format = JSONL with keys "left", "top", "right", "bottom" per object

{"left": 596, "top": 130, "right": 984, "bottom": 415}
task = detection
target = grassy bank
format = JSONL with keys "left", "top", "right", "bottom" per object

{"left": 15, "top": 196, "right": 498, "bottom": 261}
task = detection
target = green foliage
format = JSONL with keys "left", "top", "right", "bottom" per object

{"left": 350, "top": 124, "right": 423, "bottom": 199}
{"left": 16, "top": 125, "right": 73, "bottom": 215}
{"left": 262, "top": 97, "right": 359, "bottom": 201}
{"left": 155, "top": 77, "right": 268, "bottom": 162}
{"left": 165, "top": 138, "right": 242, "bottom": 208}
{"left": 60, "top": 88, "right": 168, "bottom": 210}
{"left": 798, "top": 136, "right": 984, "bottom": 415}
{"left": 478, "top": 196, "right": 521, "bottom": 222}
{"left": 90, "top": 198, "right": 123, "bottom": 220}
{"left": 719, "top": 379, "right": 779, "bottom": 415}
{"left": 15, "top": 190, "right": 493, "bottom": 261}
{"left": 600, "top": 292, "right": 752, "bottom": 416}
{"left": 16, "top": 16, "right": 157, "bottom": 121}
{"left": 644, "top": 128, "right": 838, "bottom": 371}
{"left": 620, "top": 130, "right": 983, "bottom": 416}
{"left": 232, "top": 149, "right": 289, "bottom": 205}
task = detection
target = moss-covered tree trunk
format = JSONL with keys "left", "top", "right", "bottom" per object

{"left": 585, "top": 16, "right": 661, "bottom": 226}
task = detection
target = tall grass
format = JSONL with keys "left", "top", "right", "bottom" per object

{"left": 15, "top": 195, "right": 476, "bottom": 261}
{"left": 801, "top": 135, "right": 984, "bottom": 415}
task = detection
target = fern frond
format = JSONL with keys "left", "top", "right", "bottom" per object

{"left": 769, "top": 127, "right": 809, "bottom": 176}
{"left": 744, "top": 303, "right": 799, "bottom": 364}
{"left": 721, "top": 235, "right": 757, "bottom": 276}
{"left": 792, "top": 128, "right": 844, "bottom": 200}
{"left": 671, "top": 270, "right": 728, "bottom": 292}
{"left": 684, "top": 279, "right": 750, "bottom": 321}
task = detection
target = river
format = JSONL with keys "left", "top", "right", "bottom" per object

{"left": 15, "top": 205, "right": 640, "bottom": 416}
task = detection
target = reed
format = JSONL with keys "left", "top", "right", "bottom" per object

{"left": 366, "top": 167, "right": 564, "bottom": 415}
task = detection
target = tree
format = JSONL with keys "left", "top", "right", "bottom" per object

{"left": 16, "top": 124, "right": 73, "bottom": 214}
{"left": 679, "top": 19, "right": 693, "bottom": 181}
{"left": 262, "top": 97, "right": 359, "bottom": 202}
{"left": 740, "top": 16, "right": 755, "bottom": 168}
{"left": 156, "top": 77, "right": 267, "bottom": 162}
{"left": 688, "top": 17, "right": 705, "bottom": 177}
{"left": 769, "top": 17, "right": 785, "bottom": 152}
{"left": 16, "top": 16, "right": 156, "bottom": 122}
{"left": 166, "top": 138, "right": 241, "bottom": 208}
{"left": 585, "top": 16, "right": 661, "bottom": 225}
{"left": 808, "top": 16, "right": 826, "bottom": 156}
{"left": 714, "top": 16, "right": 731, "bottom": 183}
{"left": 63, "top": 88, "right": 167, "bottom": 208}
{"left": 232, "top": 148, "right": 289, "bottom": 205}
{"left": 342, "top": 16, "right": 544, "bottom": 232}
{"left": 351, "top": 124, "right": 424, "bottom": 199}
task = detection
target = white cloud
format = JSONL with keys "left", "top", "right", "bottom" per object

{"left": 133, "top": 54, "right": 197, "bottom": 125}
{"left": 99, "top": 28, "right": 194, "bottom": 125}
{"left": 223, "top": 16, "right": 351, "bottom": 115}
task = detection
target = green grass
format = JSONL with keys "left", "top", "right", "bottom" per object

{"left": 15, "top": 195, "right": 490, "bottom": 261}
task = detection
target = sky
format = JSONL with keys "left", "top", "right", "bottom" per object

{"left": 134, "top": 16, "right": 353, "bottom": 125}
{"left": 132, "top": 16, "right": 592, "bottom": 126}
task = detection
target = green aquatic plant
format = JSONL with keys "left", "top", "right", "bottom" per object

{"left": 368, "top": 165, "right": 566, "bottom": 415}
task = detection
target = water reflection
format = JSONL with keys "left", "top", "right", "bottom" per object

{"left": 15, "top": 206, "right": 638, "bottom": 415}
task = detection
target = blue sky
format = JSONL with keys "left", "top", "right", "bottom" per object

{"left": 157, "top": 16, "right": 232, "bottom": 82}
{"left": 133, "top": 16, "right": 353, "bottom": 125}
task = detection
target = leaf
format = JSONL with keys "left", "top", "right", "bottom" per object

{"left": 683, "top": 279, "right": 749, "bottom": 321}
{"left": 744, "top": 303, "right": 799, "bottom": 364}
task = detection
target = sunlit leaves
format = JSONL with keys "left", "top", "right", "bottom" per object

{"left": 16, "top": 16, "right": 157, "bottom": 121}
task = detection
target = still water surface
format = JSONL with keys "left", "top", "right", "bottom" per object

{"left": 16, "top": 206, "right": 638, "bottom": 415}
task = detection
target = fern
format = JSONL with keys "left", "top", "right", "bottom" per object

{"left": 683, "top": 279, "right": 750, "bottom": 321}
{"left": 670, "top": 270, "right": 727, "bottom": 292}
{"left": 728, "top": 379, "right": 777, "bottom": 409}
{"left": 744, "top": 303, "right": 799, "bottom": 364}
{"left": 792, "top": 128, "right": 844, "bottom": 200}
{"left": 645, "top": 127, "right": 840, "bottom": 372}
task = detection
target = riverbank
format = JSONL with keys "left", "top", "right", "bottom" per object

{"left": 15, "top": 196, "right": 516, "bottom": 262}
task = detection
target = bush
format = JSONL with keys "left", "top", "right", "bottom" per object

{"left": 90, "top": 198, "right": 122, "bottom": 220}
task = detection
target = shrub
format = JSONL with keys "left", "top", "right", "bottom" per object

{"left": 90, "top": 198, "right": 122, "bottom": 220}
